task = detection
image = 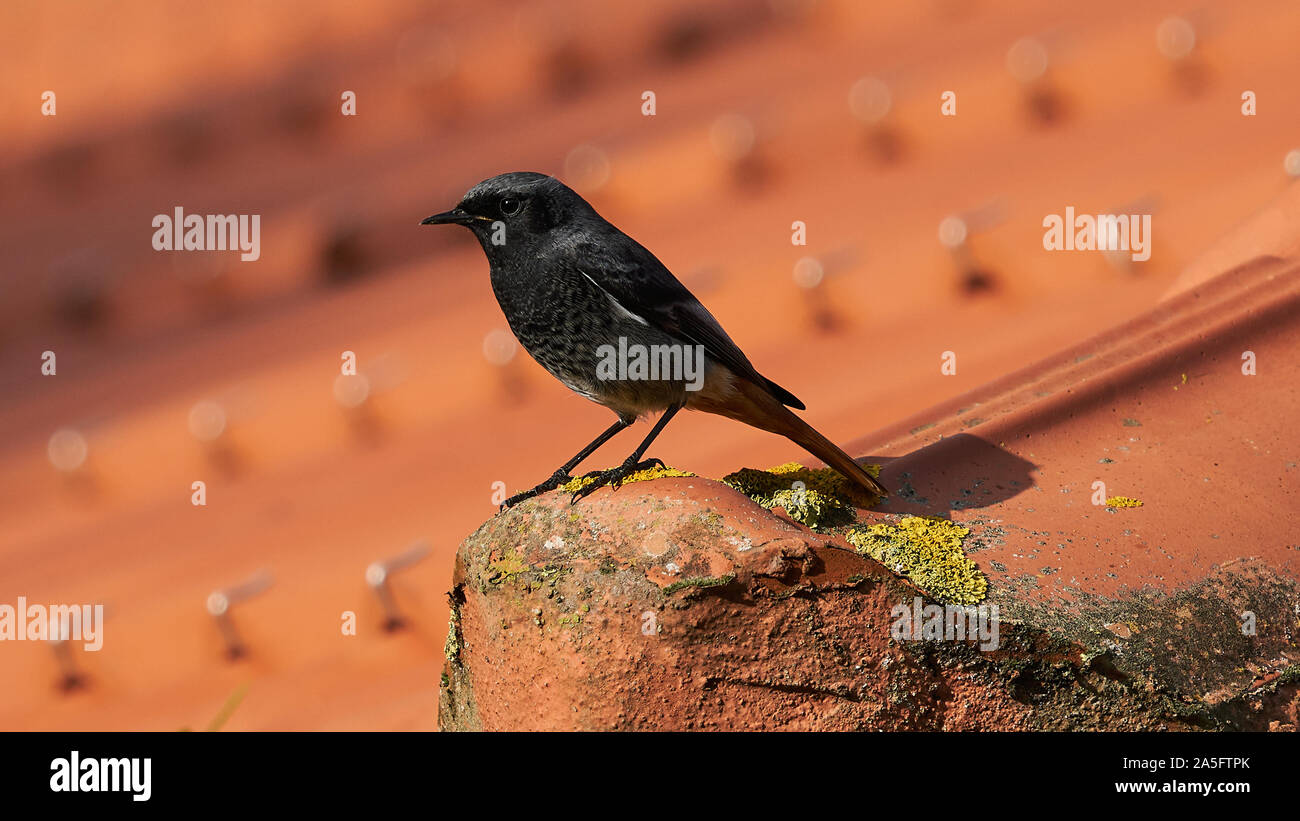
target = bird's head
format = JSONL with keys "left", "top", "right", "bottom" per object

{"left": 421, "top": 172, "right": 591, "bottom": 261}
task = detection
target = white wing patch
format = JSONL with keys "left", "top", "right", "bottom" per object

{"left": 581, "top": 270, "right": 649, "bottom": 326}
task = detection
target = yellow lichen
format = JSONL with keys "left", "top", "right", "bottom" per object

{"left": 444, "top": 606, "right": 462, "bottom": 662}
{"left": 722, "top": 462, "right": 881, "bottom": 529}
{"left": 559, "top": 464, "right": 695, "bottom": 494}
{"left": 846, "top": 515, "right": 987, "bottom": 605}
{"left": 1105, "top": 496, "right": 1144, "bottom": 508}
{"left": 486, "top": 552, "right": 530, "bottom": 585}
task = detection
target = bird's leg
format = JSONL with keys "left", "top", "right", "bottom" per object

{"left": 501, "top": 418, "right": 630, "bottom": 509}
{"left": 571, "top": 403, "right": 684, "bottom": 503}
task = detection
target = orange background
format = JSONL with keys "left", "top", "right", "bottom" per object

{"left": 1, "top": 0, "right": 1297, "bottom": 729}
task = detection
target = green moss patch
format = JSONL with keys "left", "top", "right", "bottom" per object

{"left": 722, "top": 461, "right": 880, "bottom": 529}
{"left": 662, "top": 574, "right": 736, "bottom": 595}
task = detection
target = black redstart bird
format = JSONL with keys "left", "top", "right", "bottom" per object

{"left": 422, "top": 171, "right": 888, "bottom": 508}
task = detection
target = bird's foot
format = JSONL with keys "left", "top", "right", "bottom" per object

{"left": 569, "top": 458, "right": 665, "bottom": 504}
{"left": 500, "top": 469, "right": 571, "bottom": 510}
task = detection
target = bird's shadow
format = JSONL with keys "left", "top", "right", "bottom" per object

{"left": 867, "top": 433, "right": 1037, "bottom": 515}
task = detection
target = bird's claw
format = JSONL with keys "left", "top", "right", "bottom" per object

{"left": 500, "top": 469, "right": 571, "bottom": 511}
{"left": 569, "top": 458, "right": 664, "bottom": 504}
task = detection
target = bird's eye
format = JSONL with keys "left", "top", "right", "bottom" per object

{"left": 499, "top": 197, "right": 522, "bottom": 216}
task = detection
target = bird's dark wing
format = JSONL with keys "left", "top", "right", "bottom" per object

{"left": 565, "top": 235, "right": 805, "bottom": 410}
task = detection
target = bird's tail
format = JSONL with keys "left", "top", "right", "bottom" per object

{"left": 692, "top": 376, "right": 889, "bottom": 499}
{"left": 781, "top": 408, "right": 889, "bottom": 498}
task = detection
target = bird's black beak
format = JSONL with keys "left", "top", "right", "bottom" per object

{"left": 420, "top": 208, "right": 474, "bottom": 226}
